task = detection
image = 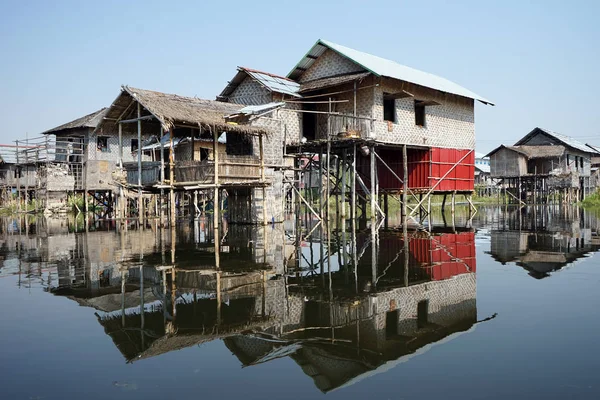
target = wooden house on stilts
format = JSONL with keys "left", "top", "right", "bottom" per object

{"left": 487, "top": 127, "right": 600, "bottom": 204}
{"left": 98, "top": 85, "right": 286, "bottom": 225}
{"left": 219, "top": 39, "right": 494, "bottom": 223}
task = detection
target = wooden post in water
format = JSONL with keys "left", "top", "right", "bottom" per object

{"left": 259, "top": 132, "right": 266, "bottom": 225}
{"left": 402, "top": 145, "right": 408, "bottom": 225}
{"left": 351, "top": 144, "right": 357, "bottom": 222}
{"left": 137, "top": 103, "right": 143, "bottom": 223}
{"left": 213, "top": 125, "right": 219, "bottom": 233}
{"left": 169, "top": 128, "right": 175, "bottom": 225}
{"left": 341, "top": 148, "right": 347, "bottom": 220}
{"left": 370, "top": 145, "right": 376, "bottom": 221}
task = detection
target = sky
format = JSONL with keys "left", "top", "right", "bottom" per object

{"left": 0, "top": 0, "right": 599, "bottom": 153}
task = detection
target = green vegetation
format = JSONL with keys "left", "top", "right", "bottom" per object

{"left": 581, "top": 190, "right": 600, "bottom": 209}
{"left": 66, "top": 193, "right": 103, "bottom": 213}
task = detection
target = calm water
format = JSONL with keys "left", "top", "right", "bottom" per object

{"left": 1, "top": 206, "right": 599, "bottom": 400}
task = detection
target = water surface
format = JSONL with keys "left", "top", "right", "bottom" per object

{"left": 1, "top": 206, "right": 599, "bottom": 399}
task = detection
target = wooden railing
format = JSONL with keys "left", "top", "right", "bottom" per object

{"left": 124, "top": 157, "right": 262, "bottom": 187}
{"left": 329, "top": 114, "right": 373, "bottom": 139}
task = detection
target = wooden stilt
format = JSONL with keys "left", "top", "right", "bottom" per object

{"left": 213, "top": 125, "right": 219, "bottom": 233}
{"left": 370, "top": 145, "right": 376, "bottom": 220}
{"left": 351, "top": 144, "right": 357, "bottom": 222}
{"left": 169, "top": 128, "right": 175, "bottom": 225}
{"left": 402, "top": 145, "right": 408, "bottom": 226}
{"left": 137, "top": 102, "right": 143, "bottom": 223}
{"left": 341, "top": 148, "right": 347, "bottom": 219}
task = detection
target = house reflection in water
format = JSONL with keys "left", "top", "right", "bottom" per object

{"left": 37, "top": 218, "right": 478, "bottom": 393}
{"left": 488, "top": 206, "right": 600, "bottom": 279}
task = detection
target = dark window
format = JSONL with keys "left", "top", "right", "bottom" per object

{"left": 97, "top": 136, "right": 109, "bottom": 152}
{"left": 99, "top": 269, "right": 111, "bottom": 287}
{"left": 386, "top": 310, "right": 399, "bottom": 339}
{"left": 131, "top": 139, "right": 139, "bottom": 153}
{"left": 417, "top": 300, "right": 429, "bottom": 329}
{"left": 383, "top": 94, "right": 395, "bottom": 122}
{"left": 580, "top": 157, "right": 584, "bottom": 168}
{"left": 302, "top": 103, "right": 317, "bottom": 140}
{"left": 415, "top": 101, "right": 426, "bottom": 126}
{"left": 226, "top": 132, "right": 253, "bottom": 156}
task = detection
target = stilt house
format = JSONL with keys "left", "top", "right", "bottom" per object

{"left": 487, "top": 127, "right": 600, "bottom": 202}
{"left": 220, "top": 39, "right": 493, "bottom": 219}
{"left": 97, "top": 85, "right": 283, "bottom": 223}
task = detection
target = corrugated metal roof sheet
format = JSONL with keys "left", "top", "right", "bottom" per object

{"left": 475, "top": 164, "right": 490, "bottom": 173}
{"left": 237, "top": 102, "right": 286, "bottom": 115}
{"left": 218, "top": 67, "right": 300, "bottom": 101}
{"left": 288, "top": 39, "right": 493, "bottom": 105}
{"left": 244, "top": 68, "right": 300, "bottom": 98}
{"left": 516, "top": 127, "right": 595, "bottom": 154}
{"left": 586, "top": 143, "right": 600, "bottom": 154}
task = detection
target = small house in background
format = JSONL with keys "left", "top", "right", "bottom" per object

{"left": 586, "top": 144, "right": 600, "bottom": 190}
{"left": 487, "top": 127, "right": 600, "bottom": 203}
{"left": 474, "top": 152, "right": 494, "bottom": 195}
{"left": 0, "top": 143, "right": 39, "bottom": 208}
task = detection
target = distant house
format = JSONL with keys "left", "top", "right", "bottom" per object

{"left": 587, "top": 144, "right": 600, "bottom": 190}
{"left": 487, "top": 127, "right": 600, "bottom": 202}
{"left": 474, "top": 152, "right": 493, "bottom": 191}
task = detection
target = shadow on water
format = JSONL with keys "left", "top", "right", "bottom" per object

{"left": 0, "top": 205, "right": 599, "bottom": 393}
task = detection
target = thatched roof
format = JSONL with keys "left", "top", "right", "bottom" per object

{"left": 43, "top": 108, "right": 108, "bottom": 135}
{"left": 99, "top": 86, "right": 269, "bottom": 135}
{"left": 487, "top": 144, "right": 565, "bottom": 159}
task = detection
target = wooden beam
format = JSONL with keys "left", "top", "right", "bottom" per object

{"left": 384, "top": 90, "right": 414, "bottom": 100}
{"left": 119, "top": 115, "right": 154, "bottom": 124}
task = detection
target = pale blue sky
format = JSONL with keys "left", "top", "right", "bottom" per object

{"left": 1, "top": 0, "right": 598, "bottom": 153}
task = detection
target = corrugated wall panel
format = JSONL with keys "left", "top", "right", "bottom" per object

{"left": 429, "top": 148, "right": 474, "bottom": 192}
{"left": 358, "top": 148, "right": 430, "bottom": 190}
{"left": 409, "top": 232, "right": 476, "bottom": 281}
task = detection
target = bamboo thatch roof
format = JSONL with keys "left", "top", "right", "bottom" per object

{"left": 43, "top": 108, "right": 108, "bottom": 135}
{"left": 99, "top": 86, "right": 269, "bottom": 135}
{"left": 487, "top": 144, "right": 565, "bottom": 159}
{"left": 510, "top": 145, "right": 566, "bottom": 159}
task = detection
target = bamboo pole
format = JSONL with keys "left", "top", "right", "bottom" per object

{"left": 402, "top": 145, "right": 408, "bottom": 224}
{"left": 326, "top": 98, "right": 332, "bottom": 222}
{"left": 370, "top": 145, "right": 376, "bottom": 220}
{"left": 341, "top": 148, "right": 347, "bottom": 219}
{"left": 169, "top": 128, "right": 175, "bottom": 225}
{"left": 137, "top": 103, "right": 143, "bottom": 222}
{"left": 213, "top": 125, "right": 219, "bottom": 232}
{"left": 351, "top": 144, "right": 357, "bottom": 222}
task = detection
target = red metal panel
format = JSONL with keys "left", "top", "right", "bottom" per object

{"left": 358, "top": 148, "right": 430, "bottom": 191}
{"left": 409, "top": 232, "right": 476, "bottom": 281}
{"left": 429, "top": 148, "right": 475, "bottom": 192}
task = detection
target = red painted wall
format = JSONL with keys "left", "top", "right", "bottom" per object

{"left": 409, "top": 232, "right": 476, "bottom": 280}
{"left": 358, "top": 147, "right": 474, "bottom": 192}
